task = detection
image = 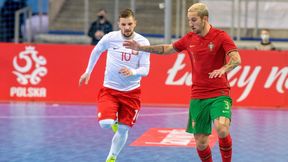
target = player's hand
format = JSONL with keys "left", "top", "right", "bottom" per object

{"left": 119, "top": 67, "right": 133, "bottom": 77}
{"left": 95, "top": 31, "right": 104, "bottom": 39}
{"left": 123, "top": 40, "right": 140, "bottom": 51}
{"left": 208, "top": 67, "right": 226, "bottom": 78}
{"left": 79, "top": 73, "right": 90, "bottom": 86}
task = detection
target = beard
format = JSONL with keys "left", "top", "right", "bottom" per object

{"left": 122, "top": 30, "right": 133, "bottom": 38}
{"left": 194, "top": 28, "right": 201, "bottom": 34}
{"left": 193, "top": 20, "right": 205, "bottom": 35}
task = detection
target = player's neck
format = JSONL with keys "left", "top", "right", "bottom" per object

{"left": 200, "top": 23, "right": 211, "bottom": 37}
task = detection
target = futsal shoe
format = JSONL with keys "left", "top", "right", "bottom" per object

{"left": 111, "top": 122, "right": 118, "bottom": 133}
{"left": 106, "top": 155, "right": 117, "bottom": 162}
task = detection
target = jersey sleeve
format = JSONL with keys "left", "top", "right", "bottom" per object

{"left": 131, "top": 38, "right": 150, "bottom": 76}
{"left": 221, "top": 32, "right": 238, "bottom": 55}
{"left": 85, "top": 33, "right": 110, "bottom": 74}
{"left": 172, "top": 34, "right": 189, "bottom": 52}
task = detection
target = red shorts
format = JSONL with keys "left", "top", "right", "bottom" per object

{"left": 97, "top": 87, "right": 141, "bottom": 127}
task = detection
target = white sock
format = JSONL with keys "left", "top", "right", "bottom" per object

{"left": 99, "top": 119, "right": 115, "bottom": 129}
{"left": 106, "top": 124, "right": 129, "bottom": 160}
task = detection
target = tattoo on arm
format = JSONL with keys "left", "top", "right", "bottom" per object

{"left": 139, "top": 45, "right": 164, "bottom": 54}
{"left": 224, "top": 59, "right": 238, "bottom": 72}
{"left": 139, "top": 45, "right": 174, "bottom": 55}
{"left": 224, "top": 51, "right": 241, "bottom": 72}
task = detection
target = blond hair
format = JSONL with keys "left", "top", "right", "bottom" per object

{"left": 188, "top": 3, "right": 209, "bottom": 18}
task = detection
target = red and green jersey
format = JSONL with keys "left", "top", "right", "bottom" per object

{"left": 173, "top": 26, "right": 238, "bottom": 99}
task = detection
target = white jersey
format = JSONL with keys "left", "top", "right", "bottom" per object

{"left": 85, "top": 31, "right": 150, "bottom": 91}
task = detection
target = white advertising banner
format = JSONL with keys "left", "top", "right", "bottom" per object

{"left": 200, "top": 0, "right": 288, "bottom": 29}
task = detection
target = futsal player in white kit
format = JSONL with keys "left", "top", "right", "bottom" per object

{"left": 79, "top": 9, "right": 150, "bottom": 162}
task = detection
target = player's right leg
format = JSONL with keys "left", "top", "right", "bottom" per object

{"left": 194, "top": 134, "right": 212, "bottom": 162}
{"left": 97, "top": 87, "right": 119, "bottom": 131}
{"left": 99, "top": 119, "right": 117, "bottom": 129}
{"left": 186, "top": 99, "right": 213, "bottom": 162}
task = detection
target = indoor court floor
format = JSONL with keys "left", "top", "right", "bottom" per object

{"left": 0, "top": 102, "right": 287, "bottom": 162}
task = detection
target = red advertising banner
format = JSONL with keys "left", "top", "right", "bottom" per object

{"left": 0, "top": 43, "right": 287, "bottom": 108}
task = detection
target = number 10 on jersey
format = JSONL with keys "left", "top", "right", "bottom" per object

{"left": 121, "top": 52, "right": 131, "bottom": 61}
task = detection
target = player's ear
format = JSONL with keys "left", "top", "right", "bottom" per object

{"left": 203, "top": 16, "right": 208, "bottom": 22}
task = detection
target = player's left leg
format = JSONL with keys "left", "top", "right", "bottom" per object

{"left": 106, "top": 124, "right": 130, "bottom": 162}
{"left": 214, "top": 117, "right": 232, "bottom": 162}
{"left": 211, "top": 96, "right": 233, "bottom": 162}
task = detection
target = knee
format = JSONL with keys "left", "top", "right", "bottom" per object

{"left": 196, "top": 141, "right": 209, "bottom": 150}
{"left": 117, "top": 124, "right": 130, "bottom": 135}
{"left": 99, "top": 119, "right": 114, "bottom": 129}
{"left": 215, "top": 124, "right": 229, "bottom": 138}
{"left": 214, "top": 117, "right": 230, "bottom": 138}
{"left": 195, "top": 135, "right": 209, "bottom": 150}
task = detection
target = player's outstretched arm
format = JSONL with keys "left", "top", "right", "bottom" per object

{"left": 123, "top": 40, "right": 176, "bottom": 55}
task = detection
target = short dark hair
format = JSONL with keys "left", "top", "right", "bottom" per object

{"left": 119, "top": 9, "right": 135, "bottom": 19}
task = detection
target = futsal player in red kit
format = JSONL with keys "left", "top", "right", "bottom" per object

{"left": 79, "top": 9, "right": 150, "bottom": 162}
{"left": 123, "top": 3, "right": 241, "bottom": 162}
